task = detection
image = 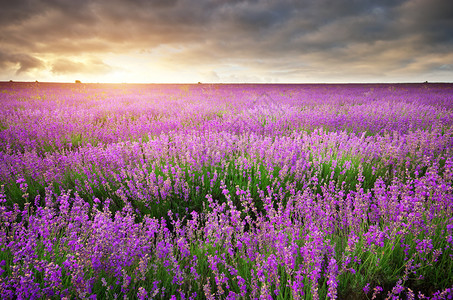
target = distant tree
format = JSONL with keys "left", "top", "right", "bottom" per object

{"left": 9, "top": 80, "right": 13, "bottom": 83}
{"left": 198, "top": 82, "right": 202, "bottom": 84}
{"left": 35, "top": 80, "right": 39, "bottom": 83}
{"left": 75, "top": 80, "right": 82, "bottom": 84}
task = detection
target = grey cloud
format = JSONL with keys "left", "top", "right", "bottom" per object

{"left": 0, "top": 51, "right": 44, "bottom": 74}
{"left": 439, "top": 64, "right": 453, "bottom": 71}
{"left": 0, "top": 0, "right": 42, "bottom": 25}
{"left": 0, "top": 0, "right": 96, "bottom": 26}
{"left": 51, "top": 58, "right": 113, "bottom": 75}
{"left": 398, "top": 0, "right": 453, "bottom": 45}
{"left": 1, "top": 0, "right": 409, "bottom": 47}
{"left": 125, "top": 0, "right": 179, "bottom": 9}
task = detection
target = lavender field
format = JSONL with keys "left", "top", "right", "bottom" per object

{"left": 1, "top": 82, "right": 453, "bottom": 299}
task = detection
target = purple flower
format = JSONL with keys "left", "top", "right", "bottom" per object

{"left": 363, "top": 283, "right": 371, "bottom": 294}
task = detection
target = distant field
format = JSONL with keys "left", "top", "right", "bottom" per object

{"left": 1, "top": 82, "right": 452, "bottom": 299}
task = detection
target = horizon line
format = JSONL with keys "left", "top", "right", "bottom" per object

{"left": 2, "top": 80, "right": 452, "bottom": 85}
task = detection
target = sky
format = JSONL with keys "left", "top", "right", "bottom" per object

{"left": 1, "top": 0, "right": 452, "bottom": 83}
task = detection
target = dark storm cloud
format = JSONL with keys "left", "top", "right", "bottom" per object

{"left": 1, "top": 0, "right": 452, "bottom": 81}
